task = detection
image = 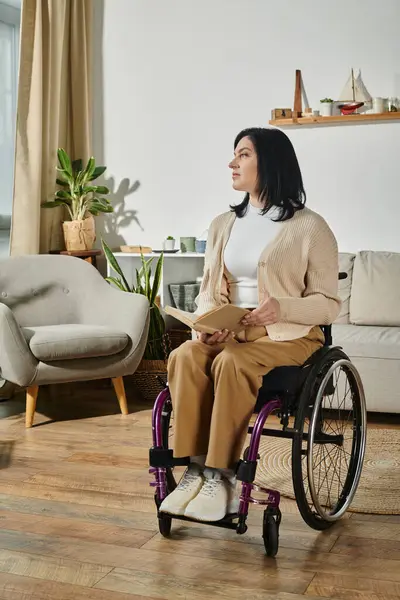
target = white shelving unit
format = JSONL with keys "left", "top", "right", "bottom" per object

{"left": 108, "top": 252, "right": 206, "bottom": 309}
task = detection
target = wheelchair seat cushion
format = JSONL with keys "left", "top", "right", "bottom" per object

{"left": 255, "top": 365, "right": 305, "bottom": 413}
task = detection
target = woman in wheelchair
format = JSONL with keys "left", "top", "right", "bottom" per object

{"left": 159, "top": 127, "right": 342, "bottom": 522}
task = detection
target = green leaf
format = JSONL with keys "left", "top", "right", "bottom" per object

{"left": 101, "top": 238, "right": 131, "bottom": 291}
{"left": 72, "top": 159, "right": 83, "bottom": 174}
{"left": 88, "top": 166, "right": 106, "bottom": 181}
{"left": 135, "top": 268, "right": 144, "bottom": 295}
{"left": 57, "top": 148, "right": 72, "bottom": 176}
{"left": 91, "top": 196, "right": 111, "bottom": 206}
{"left": 90, "top": 201, "right": 114, "bottom": 213}
{"left": 56, "top": 177, "right": 69, "bottom": 187}
{"left": 105, "top": 276, "right": 127, "bottom": 291}
{"left": 83, "top": 157, "right": 96, "bottom": 182}
{"left": 82, "top": 185, "right": 110, "bottom": 196}
{"left": 92, "top": 185, "right": 110, "bottom": 195}
{"left": 55, "top": 190, "right": 72, "bottom": 202}
{"left": 150, "top": 252, "right": 163, "bottom": 305}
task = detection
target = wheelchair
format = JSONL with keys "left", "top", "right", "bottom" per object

{"left": 149, "top": 273, "right": 367, "bottom": 557}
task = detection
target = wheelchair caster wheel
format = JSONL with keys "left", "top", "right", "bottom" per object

{"left": 236, "top": 521, "right": 248, "bottom": 535}
{"left": 158, "top": 512, "right": 172, "bottom": 537}
{"left": 263, "top": 507, "right": 281, "bottom": 557}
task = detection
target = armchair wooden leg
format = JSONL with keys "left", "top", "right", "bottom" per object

{"left": 26, "top": 386, "right": 39, "bottom": 428}
{"left": 112, "top": 377, "right": 128, "bottom": 415}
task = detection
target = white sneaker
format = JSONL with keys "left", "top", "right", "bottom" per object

{"left": 159, "top": 464, "right": 204, "bottom": 516}
{"left": 184, "top": 469, "right": 228, "bottom": 522}
{"left": 226, "top": 477, "right": 240, "bottom": 514}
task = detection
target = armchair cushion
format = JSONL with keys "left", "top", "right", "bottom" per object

{"left": 22, "top": 324, "right": 129, "bottom": 362}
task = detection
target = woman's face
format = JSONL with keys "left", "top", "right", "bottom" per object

{"left": 229, "top": 136, "right": 258, "bottom": 194}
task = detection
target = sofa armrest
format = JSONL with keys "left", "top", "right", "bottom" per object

{"left": 0, "top": 303, "right": 38, "bottom": 386}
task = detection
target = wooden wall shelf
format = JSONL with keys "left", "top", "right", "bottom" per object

{"left": 269, "top": 112, "right": 400, "bottom": 127}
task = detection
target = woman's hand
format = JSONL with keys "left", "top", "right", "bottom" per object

{"left": 197, "top": 329, "right": 235, "bottom": 345}
{"left": 240, "top": 292, "right": 281, "bottom": 327}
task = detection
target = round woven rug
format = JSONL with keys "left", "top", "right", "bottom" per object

{"left": 256, "top": 428, "right": 400, "bottom": 515}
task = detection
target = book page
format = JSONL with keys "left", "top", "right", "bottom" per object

{"left": 164, "top": 306, "right": 197, "bottom": 328}
{"left": 195, "top": 304, "right": 249, "bottom": 334}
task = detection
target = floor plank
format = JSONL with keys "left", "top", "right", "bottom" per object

{"left": 0, "top": 494, "right": 158, "bottom": 531}
{"left": 330, "top": 535, "right": 400, "bottom": 560}
{"left": 0, "top": 511, "right": 155, "bottom": 548}
{"left": 0, "top": 529, "right": 315, "bottom": 595}
{"left": 306, "top": 572, "right": 400, "bottom": 600}
{"left": 0, "top": 548, "right": 111, "bottom": 587}
{"left": 0, "top": 385, "right": 397, "bottom": 599}
{"left": 95, "top": 568, "right": 337, "bottom": 600}
{"left": 0, "top": 571, "right": 152, "bottom": 600}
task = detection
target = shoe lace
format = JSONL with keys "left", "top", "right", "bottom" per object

{"left": 177, "top": 470, "right": 201, "bottom": 491}
{"left": 200, "top": 478, "right": 224, "bottom": 498}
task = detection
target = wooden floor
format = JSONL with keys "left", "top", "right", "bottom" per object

{"left": 0, "top": 380, "right": 399, "bottom": 600}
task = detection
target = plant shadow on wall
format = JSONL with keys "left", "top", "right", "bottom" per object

{"left": 98, "top": 176, "right": 143, "bottom": 248}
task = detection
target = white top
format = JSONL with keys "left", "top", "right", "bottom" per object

{"left": 224, "top": 203, "right": 281, "bottom": 308}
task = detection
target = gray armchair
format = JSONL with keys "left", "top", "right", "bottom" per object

{"left": 0, "top": 254, "right": 149, "bottom": 427}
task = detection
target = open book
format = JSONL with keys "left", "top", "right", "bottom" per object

{"left": 165, "top": 304, "right": 250, "bottom": 335}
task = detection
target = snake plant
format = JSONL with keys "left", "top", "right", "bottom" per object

{"left": 101, "top": 239, "right": 166, "bottom": 360}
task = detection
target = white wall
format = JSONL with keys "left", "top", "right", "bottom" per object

{"left": 94, "top": 0, "right": 400, "bottom": 253}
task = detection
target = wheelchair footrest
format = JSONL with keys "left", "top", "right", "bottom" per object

{"left": 158, "top": 510, "right": 239, "bottom": 530}
{"left": 149, "top": 447, "right": 190, "bottom": 468}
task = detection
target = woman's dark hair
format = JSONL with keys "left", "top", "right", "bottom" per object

{"left": 230, "top": 127, "right": 306, "bottom": 221}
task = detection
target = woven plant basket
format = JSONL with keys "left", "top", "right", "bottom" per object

{"left": 62, "top": 215, "right": 96, "bottom": 251}
{"left": 132, "top": 359, "right": 168, "bottom": 402}
{"left": 169, "top": 328, "right": 192, "bottom": 350}
{"left": 131, "top": 330, "right": 191, "bottom": 402}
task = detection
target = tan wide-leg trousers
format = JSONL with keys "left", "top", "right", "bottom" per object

{"left": 168, "top": 327, "right": 324, "bottom": 469}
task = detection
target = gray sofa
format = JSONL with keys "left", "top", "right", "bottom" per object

{"left": 333, "top": 250, "right": 400, "bottom": 413}
{"left": 0, "top": 254, "right": 149, "bottom": 426}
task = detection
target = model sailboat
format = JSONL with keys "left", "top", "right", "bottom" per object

{"left": 338, "top": 69, "right": 372, "bottom": 115}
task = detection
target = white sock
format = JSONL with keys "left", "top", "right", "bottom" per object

{"left": 203, "top": 467, "right": 236, "bottom": 482}
{"left": 190, "top": 455, "right": 206, "bottom": 470}
{"left": 219, "top": 468, "right": 236, "bottom": 482}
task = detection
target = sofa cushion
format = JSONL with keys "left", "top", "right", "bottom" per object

{"left": 22, "top": 324, "right": 129, "bottom": 362}
{"left": 333, "top": 323, "right": 400, "bottom": 360}
{"left": 335, "top": 253, "right": 356, "bottom": 324}
{"left": 350, "top": 251, "right": 400, "bottom": 326}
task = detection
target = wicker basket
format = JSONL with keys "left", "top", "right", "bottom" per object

{"left": 132, "top": 358, "right": 168, "bottom": 402}
{"left": 169, "top": 328, "right": 192, "bottom": 350}
{"left": 131, "top": 329, "right": 191, "bottom": 402}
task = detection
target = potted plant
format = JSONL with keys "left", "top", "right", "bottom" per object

{"left": 320, "top": 98, "right": 334, "bottom": 117}
{"left": 42, "top": 148, "right": 113, "bottom": 251}
{"left": 164, "top": 235, "right": 175, "bottom": 251}
{"left": 101, "top": 239, "right": 169, "bottom": 401}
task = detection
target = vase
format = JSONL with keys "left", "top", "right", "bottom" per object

{"left": 164, "top": 239, "right": 175, "bottom": 251}
{"left": 62, "top": 216, "right": 96, "bottom": 251}
{"left": 320, "top": 102, "right": 333, "bottom": 117}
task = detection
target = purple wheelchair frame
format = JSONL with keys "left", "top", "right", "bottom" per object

{"left": 149, "top": 384, "right": 281, "bottom": 531}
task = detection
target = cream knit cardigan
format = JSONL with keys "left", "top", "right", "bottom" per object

{"left": 195, "top": 206, "right": 341, "bottom": 341}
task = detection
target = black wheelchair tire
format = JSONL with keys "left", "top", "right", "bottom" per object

{"left": 158, "top": 513, "right": 172, "bottom": 537}
{"left": 292, "top": 348, "right": 363, "bottom": 531}
{"left": 262, "top": 508, "right": 280, "bottom": 557}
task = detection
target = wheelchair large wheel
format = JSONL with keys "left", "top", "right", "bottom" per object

{"left": 292, "top": 348, "right": 367, "bottom": 530}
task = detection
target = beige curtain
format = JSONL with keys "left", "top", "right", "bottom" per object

{"left": 10, "top": 0, "right": 93, "bottom": 255}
